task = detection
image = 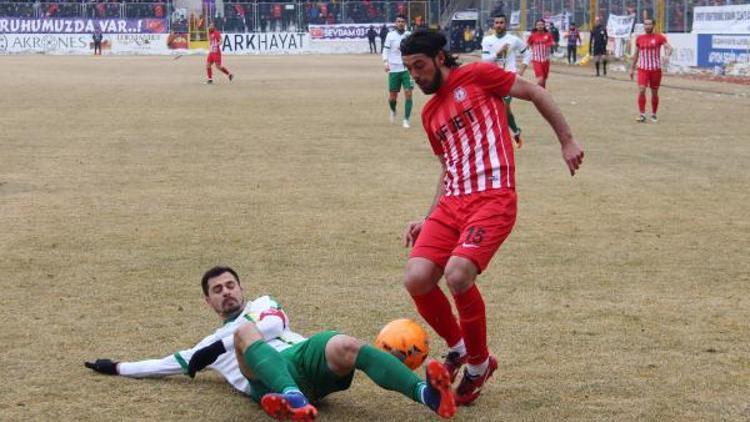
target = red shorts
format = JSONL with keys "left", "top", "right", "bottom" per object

{"left": 207, "top": 52, "right": 222, "bottom": 65}
{"left": 410, "top": 189, "right": 517, "bottom": 273}
{"left": 532, "top": 60, "right": 550, "bottom": 80}
{"left": 637, "top": 69, "right": 662, "bottom": 88}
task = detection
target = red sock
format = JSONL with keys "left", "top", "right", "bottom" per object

{"left": 207, "top": 67, "right": 213, "bottom": 80}
{"left": 651, "top": 94, "right": 659, "bottom": 114}
{"left": 219, "top": 66, "right": 230, "bottom": 75}
{"left": 411, "top": 287, "right": 463, "bottom": 348}
{"left": 453, "top": 284, "right": 488, "bottom": 365}
{"left": 638, "top": 92, "right": 646, "bottom": 114}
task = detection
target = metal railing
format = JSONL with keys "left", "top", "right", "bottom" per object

{"left": 2, "top": 0, "right": 748, "bottom": 32}
{"left": 0, "top": 1, "right": 437, "bottom": 32}
{"left": 478, "top": 0, "right": 750, "bottom": 32}
{"left": 0, "top": 2, "right": 167, "bottom": 19}
{"left": 210, "top": 2, "right": 435, "bottom": 33}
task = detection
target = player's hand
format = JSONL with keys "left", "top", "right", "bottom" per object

{"left": 84, "top": 359, "right": 119, "bottom": 375}
{"left": 629, "top": 70, "right": 634, "bottom": 80}
{"left": 403, "top": 219, "right": 425, "bottom": 247}
{"left": 384, "top": 63, "right": 390, "bottom": 72}
{"left": 187, "top": 340, "right": 227, "bottom": 378}
{"left": 561, "top": 140, "right": 584, "bottom": 176}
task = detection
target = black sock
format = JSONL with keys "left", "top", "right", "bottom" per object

{"left": 595, "top": 62, "right": 600, "bottom": 75}
{"left": 603, "top": 60, "right": 608, "bottom": 75}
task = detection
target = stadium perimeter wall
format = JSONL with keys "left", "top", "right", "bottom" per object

{"left": 1, "top": 21, "right": 747, "bottom": 71}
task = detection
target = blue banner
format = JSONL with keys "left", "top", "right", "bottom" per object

{"left": 697, "top": 33, "right": 750, "bottom": 67}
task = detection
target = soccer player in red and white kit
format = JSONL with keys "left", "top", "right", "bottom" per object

{"left": 526, "top": 19, "right": 554, "bottom": 88}
{"left": 630, "top": 19, "right": 672, "bottom": 122}
{"left": 400, "top": 30, "right": 584, "bottom": 405}
{"left": 206, "top": 23, "right": 234, "bottom": 84}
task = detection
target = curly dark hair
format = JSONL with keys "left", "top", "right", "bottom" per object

{"left": 400, "top": 29, "right": 460, "bottom": 68}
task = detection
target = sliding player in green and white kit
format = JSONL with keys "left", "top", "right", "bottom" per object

{"left": 85, "top": 266, "right": 456, "bottom": 421}
{"left": 382, "top": 14, "right": 413, "bottom": 128}
{"left": 481, "top": 14, "right": 531, "bottom": 148}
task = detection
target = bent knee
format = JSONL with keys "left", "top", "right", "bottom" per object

{"left": 234, "top": 323, "right": 263, "bottom": 352}
{"left": 444, "top": 262, "right": 477, "bottom": 293}
{"left": 404, "top": 259, "right": 441, "bottom": 295}
{"left": 332, "top": 335, "right": 363, "bottom": 355}
{"left": 326, "top": 335, "right": 363, "bottom": 375}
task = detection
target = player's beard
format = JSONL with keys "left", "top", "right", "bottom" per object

{"left": 417, "top": 59, "right": 443, "bottom": 95}
{"left": 222, "top": 297, "right": 241, "bottom": 315}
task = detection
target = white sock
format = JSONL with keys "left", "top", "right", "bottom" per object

{"left": 466, "top": 358, "right": 489, "bottom": 377}
{"left": 448, "top": 339, "right": 466, "bottom": 357}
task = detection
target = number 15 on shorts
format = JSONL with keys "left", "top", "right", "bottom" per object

{"left": 461, "top": 226, "right": 485, "bottom": 248}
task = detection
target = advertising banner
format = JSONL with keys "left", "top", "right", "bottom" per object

{"left": 547, "top": 13, "right": 570, "bottom": 31}
{"left": 697, "top": 33, "right": 750, "bottom": 67}
{"left": 308, "top": 38, "right": 370, "bottom": 54}
{"left": 692, "top": 5, "right": 750, "bottom": 34}
{"left": 308, "top": 23, "right": 387, "bottom": 40}
{"left": 0, "top": 18, "right": 168, "bottom": 34}
{"left": 0, "top": 33, "right": 93, "bottom": 54}
{"left": 221, "top": 32, "right": 307, "bottom": 54}
{"left": 510, "top": 11, "right": 520, "bottom": 29}
{"left": 110, "top": 33, "right": 169, "bottom": 54}
{"left": 667, "top": 33, "right": 698, "bottom": 67}
{"left": 607, "top": 14, "right": 635, "bottom": 38}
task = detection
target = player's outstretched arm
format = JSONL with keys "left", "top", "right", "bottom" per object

{"left": 630, "top": 47, "right": 640, "bottom": 79}
{"left": 509, "top": 77, "right": 584, "bottom": 176}
{"left": 663, "top": 42, "right": 673, "bottom": 66}
{"left": 382, "top": 33, "right": 391, "bottom": 71}
{"left": 480, "top": 38, "right": 494, "bottom": 62}
{"left": 85, "top": 359, "right": 119, "bottom": 375}
{"left": 85, "top": 332, "right": 222, "bottom": 379}
{"left": 188, "top": 340, "right": 227, "bottom": 378}
{"left": 404, "top": 158, "right": 446, "bottom": 247}
{"left": 84, "top": 354, "right": 184, "bottom": 378}
{"left": 519, "top": 40, "right": 531, "bottom": 76}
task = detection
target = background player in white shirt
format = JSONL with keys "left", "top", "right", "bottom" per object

{"left": 382, "top": 15, "right": 413, "bottom": 128}
{"left": 85, "top": 266, "right": 456, "bottom": 420}
{"left": 481, "top": 14, "right": 530, "bottom": 147}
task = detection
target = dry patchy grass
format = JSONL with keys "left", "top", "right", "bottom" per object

{"left": 1, "top": 54, "right": 749, "bottom": 421}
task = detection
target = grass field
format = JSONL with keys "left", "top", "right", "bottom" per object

{"left": 1, "top": 54, "right": 749, "bottom": 421}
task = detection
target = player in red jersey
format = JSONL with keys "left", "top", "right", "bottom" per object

{"left": 206, "top": 23, "right": 234, "bottom": 85}
{"left": 399, "top": 30, "right": 584, "bottom": 405}
{"left": 630, "top": 19, "right": 672, "bottom": 122}
{"left": 526, "top": 19, "right": 554, "bottom": 88}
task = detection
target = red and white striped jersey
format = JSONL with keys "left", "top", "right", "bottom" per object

{"left": 636, "top": 33, "right": 668, "bottom": 70}
{"left": 209, "top": 30, "right": 222, "bottom": 54}
{"left": 527, "top": 32, "right": 553, "bottom": 62}
{"left": 421, "top": 62, "right": 517, "bottom": 196}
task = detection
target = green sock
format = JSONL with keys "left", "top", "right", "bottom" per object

{"left": 507, "top": 109, "right": 520, "bottom": 134}
{"left": 404, "top": 98, "right": 413, "bottom": 120}
{"left": 389, "top": 100, "right": 397, "bottom": 112}
{"left": 243, "top": 340, "right": 300, "bottom": 394}
{"left": 354, "top": 344, "right": 423, "bottom": 403}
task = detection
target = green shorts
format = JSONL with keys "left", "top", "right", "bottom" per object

{"left": 249, "top": 330, "right": 354, "bottom": 403}
{"left": 388, "top": 70, "right": 414, "bottom": 92}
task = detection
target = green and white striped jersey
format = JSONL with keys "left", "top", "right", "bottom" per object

{"left": 117, "top": 295, "right": 305, "bottom": 395}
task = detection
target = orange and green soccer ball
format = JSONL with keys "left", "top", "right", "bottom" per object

{"left": 375, "top": 319, "right": 429, "bottom": 370}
